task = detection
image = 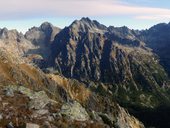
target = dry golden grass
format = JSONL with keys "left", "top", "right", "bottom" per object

{"left": 19, "top": 63, "right": 43, "bottom": 86}
{"left": 0, "top": 59, "right": 16, "bottom": 83}
{"left": 0, "top": 49, "right": 52, "bottom": 91}
{"left": 47, "top": 74, "right": 91, "bottom": 104}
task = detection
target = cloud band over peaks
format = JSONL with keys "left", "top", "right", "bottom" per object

{"left": 0, "top": 0, "right": 170, "bottom": 20}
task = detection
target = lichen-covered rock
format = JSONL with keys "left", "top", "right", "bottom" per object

{"left": 16, "top": 86, "right": 34, "bottom": 99}
{"left": 60, "top": 101, "right": 90, "bottom": 121}
{"left": 28, "top": 91, "right": 51, "bottom": 110}
{"left": 32, "top": 109, "right": 49, "bottom": 118}
{"left": 4, "top": 87, "right": 14, "bottom": 97}
{"left": 3, "top": 85, "right": 53, "bottom": 110}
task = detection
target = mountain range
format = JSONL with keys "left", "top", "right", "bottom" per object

{"left": 1, "top": 17, "right": 170, "bottom": 128}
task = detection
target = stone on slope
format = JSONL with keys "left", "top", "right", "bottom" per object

{"left": 6, "top": 122, "right": 14, "bottom": 128}
{"left": 3, "top": 85, "right": 53, "bottom": 110}
{"left": 26, "top": 123, "right": 40, "bottom": 128}
{"left": 29, "top": 91, "right": 51, "bottom": 110}
{"left": 32, "top": 109, "right": 49, "bottom": 118}
{"left": 60, "top": 100, "right": 89, "bottom": 121}
{"left": 0, "top": 113, "right": 3, "bottom": 120}
{"left": 4, "top": 87, "right": 14, "bottom": 97}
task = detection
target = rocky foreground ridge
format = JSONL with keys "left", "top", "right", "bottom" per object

{"left": 0, "top": 48, "right": 144, "bottom": 127}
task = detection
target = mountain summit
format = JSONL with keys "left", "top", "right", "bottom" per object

{"left": 70, "top": 17, "right": 107, "bottom": 33}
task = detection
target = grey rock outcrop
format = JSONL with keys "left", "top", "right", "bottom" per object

{"left": 60, "top": 101, "right": 90, "bottom": 121}
{"left": 3, "top": 85, "right": 53, "bottom": 110}
{"left": 28, "top": 91, "right": 51, "bottom": 110}
{"left": 4, "top": 87, "right": 14, "bottom": 97}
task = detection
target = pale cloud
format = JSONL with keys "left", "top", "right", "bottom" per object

{"left": 0, "top": 0, "right": 170, "bottom": 20}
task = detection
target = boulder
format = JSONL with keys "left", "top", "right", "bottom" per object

{"left": 4, "top": 87, "right": 14, "bottom": 97}
{"left": 0, "top": 113, "right": 3, "bottom": 120}
{"left": 6, "top": 122, "right": 14, "bottom": 128}
{"left": 4, "top": 85, "right": 52, "bottom": 110}
{"left": 29, "top": 91, "right": 51, "bottom": 110}
{"left": 60, "top": 101, "right": 89, "bottom": 121}
{"left": 42, "top": 121, "right": 52, "bottom": 128}
{"left": 26, "top": 123, "right": 40, "bottom": 128}
{"left": 32, "top": 109, "right": 49, "bottom": 118}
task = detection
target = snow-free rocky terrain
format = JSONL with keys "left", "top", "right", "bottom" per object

{"left": 1, "top": 17, "right": 170, "bottom": 127}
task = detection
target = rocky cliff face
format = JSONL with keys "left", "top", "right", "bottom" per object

{"left": 25, "top": 22, "right": 60, "bottom": 59}
{"left": 0, "top": 28, "right": 35, "bottom": 58}
{"left": 50, "top": 18, "right": 170, "bottom": 109}
{"left": 25, "top": 22, "right": 61, "bottom": 68}
{"left": 139, "top": 23, "right": 170, "bottom": 77}
{"left": 0, "top": 23, "right": 61, "bottom": 68}
{"left": 51, "top": 18, "right": 167, "bottom": 83}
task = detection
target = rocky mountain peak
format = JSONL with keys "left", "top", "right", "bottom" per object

{"left": 40, "top": 22, "right": 53, "bottom": 30}
{"left": 25, "top": 22, "right": 60, "bottom": 43}
{"left": 80, "top": 17, "right": 92, "bottom": 23}
{"left": 39, "top": 22, "right": 61, "bottom": 37}
{"left": 70, "top": 17, "right": 107, "bottom": 33}
{"left": 0, "top": 27, "right": 8, "bottom": 33}
{"left": 0, "top": 28, "right": 24, "bottom": 40}
{"left": 24, "top": 22, "right": 61, "bottom": 63}
{"left": 0, "top": 28, "right": 9, "bottom": 39}
{"left": 107, "top": 26, "right": 139, "bottom": 41}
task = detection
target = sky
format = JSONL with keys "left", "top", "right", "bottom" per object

{"left": 0, "top": 0, "right": 170, "bottom": 33}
